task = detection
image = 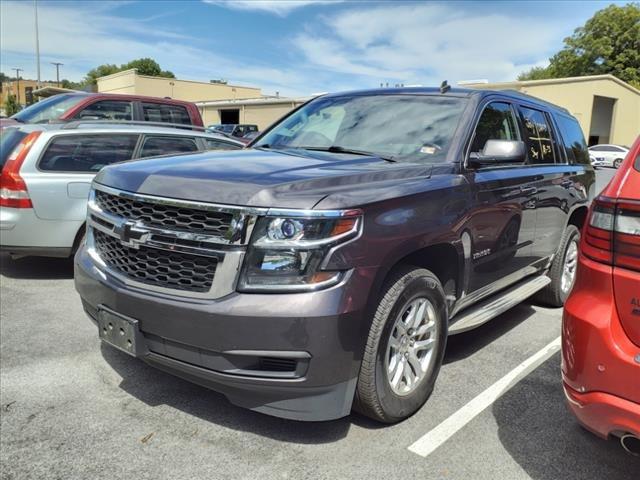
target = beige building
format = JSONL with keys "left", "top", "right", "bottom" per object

{"left": 196, "top": 96, "right": 312, "bottom": 130}
{"left": 463, "top": 75, "right": 640, "bottom": 146}
{"left": 96, "top": 69, "right": 262, "bottom": 103}
{"left": 1, "top": 78, "right": 58, "bottom": 107}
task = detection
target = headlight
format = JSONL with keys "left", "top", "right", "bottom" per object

{"left": 238, "top": 211, "right": 361, "bottom": 292}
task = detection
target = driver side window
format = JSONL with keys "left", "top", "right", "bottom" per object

{"left": 470, "top": 102, "right": 519, "bottom": 153}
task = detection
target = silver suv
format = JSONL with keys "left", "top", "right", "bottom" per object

{"left": 0, "top": 123, "right": 243, "bottom": 258}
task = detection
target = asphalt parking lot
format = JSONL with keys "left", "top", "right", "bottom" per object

{"left": 1, "top": 168, "right": 637, "bottom": 480}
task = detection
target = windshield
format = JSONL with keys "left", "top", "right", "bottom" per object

{"left": 216, "top": 125, "right": 235, "bottom": 133}
{"left": 12, "top": 94, "right": 86, "bottom": 124}
{"left": 255, "top": 94, "right": 467, "bottom": 162}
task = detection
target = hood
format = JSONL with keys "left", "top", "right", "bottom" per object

{"left": 95, "top": 149, "right": 432, "bottom": 209}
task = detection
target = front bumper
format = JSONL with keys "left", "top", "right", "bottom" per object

{"left": 75, "top": 246, "right": 376, "bottom": 421}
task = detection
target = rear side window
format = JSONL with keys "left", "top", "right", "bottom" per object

{"left": 204, "top": 138, "right": 241, "bottom": 151}
{"left": 519, "top": 107, "right": 556, "bottom": 164}
{"left": 142, "top": 103, "right": 191, "bottom": 125}
{"left": 555, "top": 115, "right": 589, "bottom": 165}
{"left": 39, "top": 134, "right": 138, "bottom": 172}
{"left": 0, "top": 129, "right": 28, "bottom": 169}
{"left": 77, "top": 100, "right": 133, "bottom": 121}
{"left": 139, "top": 136, "right": 198, "bottom": 158}
{"left": 470, "top": 102, "right": 519, "bottom": 153}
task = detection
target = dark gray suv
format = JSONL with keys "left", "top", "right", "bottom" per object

{"left": 75, "top": 87, "right": 595, "bottom": 422}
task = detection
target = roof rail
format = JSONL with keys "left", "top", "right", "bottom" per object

{"left": 60, "top": 120, "right": 207, "bottom": 131}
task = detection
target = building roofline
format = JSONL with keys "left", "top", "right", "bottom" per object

{"left": 96, "top": 68, "right": 261, "bottom": 91}
{"left": 463, "top": 74, "right": 640, "bottom": 95}
{"left": 195, "top": 96, "right": 314, "bottom": 107}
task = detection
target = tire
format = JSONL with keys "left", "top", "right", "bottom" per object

{"left": 535, "top": 224, "right": 580, "bottom": 307}
{"left": 354, "top": 267, "right": 448, "bottom": 423}
{"left": 613, "top": 158, "right": 623, "bottom": 169}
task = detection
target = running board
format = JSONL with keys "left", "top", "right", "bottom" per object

{"left": 448, "top": 275, "right": 551, "bottom": 335}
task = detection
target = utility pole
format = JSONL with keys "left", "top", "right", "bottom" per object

{"left": 13, "top": 68, "right": 23, "bottom": 104}
{"left": 51, "top": 62, "right": 63, "bottom": 87}
{"left": 34, "top": 0, "right": 41, "bottom": 88}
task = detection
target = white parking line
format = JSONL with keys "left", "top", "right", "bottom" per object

{"left": 408, "top": 336, "right": 561, "bottom": 457}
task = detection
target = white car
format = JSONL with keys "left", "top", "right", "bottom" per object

{"left": 588, "top": 144, "right": 629, "bottom": 169}
{"left": 0, "top": 123, "right": 243, "bottom": 258}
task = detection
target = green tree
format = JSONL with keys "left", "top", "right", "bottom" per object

{"left": 0, "top": 72, "right": 9, "bottom": 83}
{"left": 519, "top": 3, "right": 640, "bottom": 88}
{"left": 82, "top": 58, "right": 176, "bottom": 86}
{"left": 83, "top": 63, "right": 119, "bottom": 86}
{"left": 4, "top": 94, "right": 21, "bottom": 116}
{"left": 60, "top": 79, "right": 83, "bottom": 90}
{"left": 122, "top": 58, "right": 175, "bottom": 78}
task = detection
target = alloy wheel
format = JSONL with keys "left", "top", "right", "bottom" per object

{"left": 386, "top": 297, "right": 439, "bottom": 396}
{"left": 561, "top": 239, "right": 579, "bottom": 294}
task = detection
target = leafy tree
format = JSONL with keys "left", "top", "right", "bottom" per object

{"left": 83, "top": 63, "right": 120, "bottom": 86}
{"left": 0, "top": 72, "right": 9, "bottom": 83}
{"left": 4, "top": 94, "right": 21, "bottom": 116}
{"left": 519, "top": 3, "right": 640, "bottom": 88}
{"left": 82, "top": 58, "right": 176, "bottom": 86}
{"left": 60, "top": 79, "right": 83, "bottom": 90}
{"left": 122, "top": 58, "right": 175, "bottom": 78}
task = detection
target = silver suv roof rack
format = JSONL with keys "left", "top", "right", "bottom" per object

{"left": 61, "top": 120, "right": 207, "bottom": 131}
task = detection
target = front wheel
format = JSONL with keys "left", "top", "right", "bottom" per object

{"left": 354, "top": 267, "right": 448, "bottom": 423}
{"left": 613, "top": 158, "right": 623, "bottom": 169}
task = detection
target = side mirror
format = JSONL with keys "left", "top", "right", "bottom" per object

{"left": 470, "top": 140, "right": 526, "bottom": 166}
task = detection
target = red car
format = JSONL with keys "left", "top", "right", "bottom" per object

{"left": 0, "top": 93, "right": 203, "bottom": 129}
{"left": 562, "top": 135, "right": 640, "bottom": 456}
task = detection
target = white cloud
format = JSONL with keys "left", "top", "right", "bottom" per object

{"left": 0, "top": 0, "right": 569, "bottom": 98}
{"left": 203, "top": 0, "right": 341, "bottom": 17}
{"left": 0, "top": 0, "right": 311, "bottom": 96}
{"left": 295, "top": 3, "right": 565, "bottom": 85}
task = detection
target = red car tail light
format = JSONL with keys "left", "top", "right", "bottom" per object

{"left": 0, "top": 131, "right": 40, "bottom": 208}
{"left": 583, "top": 196, "right": 640, "bottom": 271}
{"left": 614, "top": 201, "right": 640, "bottom": 271}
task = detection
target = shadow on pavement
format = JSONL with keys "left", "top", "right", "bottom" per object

{"left": 100, "top": 343, "right": 360, "bottom": 444}
{"left": 493, "top": 353, "right": 639, "bottom": 479}
{"left": 444, "top": 302, "right": 540, "bottom": 365}
{"left": 0, "top": 253, "right": 74, "bottom": 280}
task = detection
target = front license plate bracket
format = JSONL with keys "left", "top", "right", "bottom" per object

{"left": 97, "top": 307, "right": 147, "bottom": 357}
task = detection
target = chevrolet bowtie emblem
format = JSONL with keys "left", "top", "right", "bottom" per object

{"left": 116, "top": 221, "right": 150, "bottom": 249}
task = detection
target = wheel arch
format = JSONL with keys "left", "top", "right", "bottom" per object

{"left": 565, "top": 205, "right": 589, "bottom": 231}
{"left": 365, "top": 239, "right": 465, "bottom": 324}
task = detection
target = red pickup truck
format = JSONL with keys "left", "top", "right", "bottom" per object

{"left": 0, "top": 93, "right": 203, "bottom": 129}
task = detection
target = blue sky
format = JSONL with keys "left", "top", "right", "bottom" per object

{"left": 0, "top": 0, "right": 626, "bottom": 97}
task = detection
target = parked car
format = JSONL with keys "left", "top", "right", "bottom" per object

{"left": 75, "top": 87, "right": 595, "bottom": 423}
{"left": 208, "top": 123, "right": 258, "bottom": 138}
{"left": 562, "top": 136, "right": 640, "bottom": 456}
{"left": 588, "top": 144, "right": 630, "bottom": 169}
{"left": 0, "top": 123, "right": 242, "bottom": 258}
{"left": 0, "top": 93, "right": 204, "bottom": 130}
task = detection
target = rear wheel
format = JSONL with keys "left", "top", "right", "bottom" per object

{"left": 613, "top": 158, "right": 623, "bottom": 169}
{"left": 354, "top": 267, "right": 448, "bottom": 423}
{"left": 535, "top": 224, "right": 580, "bottom": 307}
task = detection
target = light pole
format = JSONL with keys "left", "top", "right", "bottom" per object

{"left": 13, "top": 68, "right": 23, "bottom": 104}
{"left": 51, "top": 62, "right": 63, "bottom": 87}
{"left": 34, "top": 0, "right": 41, "bottom": 88}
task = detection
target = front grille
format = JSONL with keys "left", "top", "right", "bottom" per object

{"left": 94, "top": 230, "right": 216, "bottom": 292}
{"left": 95, "top": 190, "right": 233, "bottom": 237}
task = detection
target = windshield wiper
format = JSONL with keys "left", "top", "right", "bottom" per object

{"left": 297, "top": 145, "right": 395, "bottom": 162}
